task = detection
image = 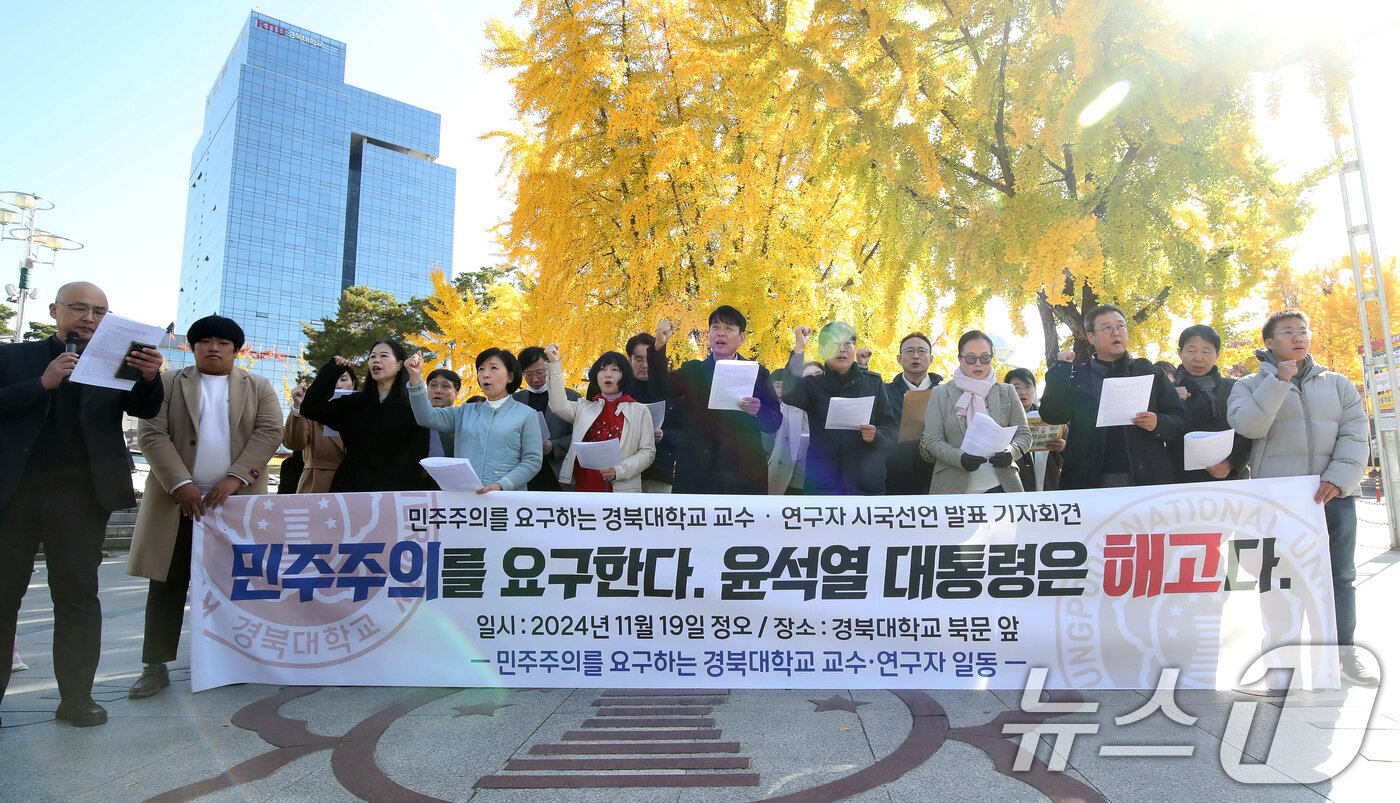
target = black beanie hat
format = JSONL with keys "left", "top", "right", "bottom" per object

{"left": 187, "top": 315, "right": 245, "bottom": 351}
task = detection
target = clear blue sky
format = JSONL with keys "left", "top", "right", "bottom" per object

{"left": 2, "top": 1, "right": 1400, "bottom": 354}
{"left": 0, "top": 0, "right": 518, "bottom": 329}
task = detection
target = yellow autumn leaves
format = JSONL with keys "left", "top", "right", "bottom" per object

{"left": 415, "top": 0, "right": 1347, "bottom": 384}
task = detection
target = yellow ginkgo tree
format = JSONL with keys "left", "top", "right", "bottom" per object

{"left": 408, "top": 270, "right": 531, "bottom": 396}
{"left": 484, "top": 0, "right": 1348, "bottom": 375}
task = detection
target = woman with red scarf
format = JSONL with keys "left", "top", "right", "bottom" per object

{"left": 543, "top": 344, "right": 656, "bottom": 492}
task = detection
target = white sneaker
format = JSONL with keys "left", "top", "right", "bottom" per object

{"left": 10, "top": 658, "right": 27, "bottom": 672}
{"left": 1340, "top": 649, "right": 1379, "bottom": 687}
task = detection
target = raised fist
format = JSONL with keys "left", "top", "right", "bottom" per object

{"left": 794, "top": 325, "right": 813, "bottom": 352}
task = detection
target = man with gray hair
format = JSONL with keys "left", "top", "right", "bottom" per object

{"left": 0, "top": 282, "right": 164, "bottom": 726}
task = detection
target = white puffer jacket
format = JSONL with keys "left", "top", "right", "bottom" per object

{"left": 1227, "top": 354, "right": 1368, "bottom": 496}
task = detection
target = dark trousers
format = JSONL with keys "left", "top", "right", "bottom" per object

{"left": 0, "top": 478, "right": 109, "bottom": 703}
{"left": 141, "top": 516, "right": 193, "bottom": 664}
{"left": 1325, "top": 495, "right": 1358, "bottom": 646}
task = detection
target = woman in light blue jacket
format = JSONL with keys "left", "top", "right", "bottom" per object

{"left": 406, "top": 348, "right": 542, "bottom": 493}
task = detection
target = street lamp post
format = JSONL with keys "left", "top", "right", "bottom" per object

{"left": 0, "top": 191, "right": 84, "bottom": 344}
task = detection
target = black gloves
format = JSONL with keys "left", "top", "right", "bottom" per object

{"left": 960, "top": 453, "right": 988, "bottom": 472}
{"left": 988, "top": 451, "right": 1014, "bottom": 469}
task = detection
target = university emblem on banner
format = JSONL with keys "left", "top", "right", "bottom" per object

{"left": 1053, "top": 478, "right": 1338, "bottom": 689}
{"left": 198, "top": 491, "right": 437, "bottom": 668}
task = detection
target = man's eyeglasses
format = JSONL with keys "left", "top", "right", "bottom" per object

{"left": 1094, "top": 324, "right": 1128, "bottom": 335}
{"left": 523, "top": 369, "right": 548, "bottom": 380}
{"left": 61, "top": 303, "right": 108, "bottom": 319}
{"left": 959, "top": 354, "right": 994, "bottom": 365}
{"left": 1273, "top": 329, "right": 1310, "bottom": 340}
{"left": 901, "top": 347, "right": 931, "bottom": 356}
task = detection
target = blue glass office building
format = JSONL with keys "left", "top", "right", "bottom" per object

{"left": 176, "top": 12, "right": 455, "bottom": 391}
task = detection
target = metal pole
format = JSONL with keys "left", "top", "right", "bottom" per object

{"left": 1335, "top": 89, "right": 1400, "bottom": 548}
{"left": 13, "top": 259, "right": 32, "bottom": 345}
{"left": 11, "top": 204, "right": 38, "bottom": 344}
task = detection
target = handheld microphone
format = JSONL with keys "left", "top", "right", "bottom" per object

{"left": 64, "top": 332, "right": 80, "bottom": 354}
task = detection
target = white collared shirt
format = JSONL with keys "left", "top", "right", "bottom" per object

{"left": 901, "top": 374, "right": 933, "bottom": 392}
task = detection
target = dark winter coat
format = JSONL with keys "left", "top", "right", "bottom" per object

{"left": 300, "top": 360, "right": 430, "bottom": 492}
{"left": 783, "top": 355, "right": 899, "bottom": 495}
{"left": 629, "top": 376, "right": 682, "bottom": 487}
{"left": 883, "top": 374, "right": 942, "bottom": 495}
{"left": 1039, "top": 354, "right": 1186, "bottom": 490}
{"left": 646, "top": 346, "right": 781, "bottom": 494}
{"left": 1172, "top": 365, "right": 1251, "bottom": 482}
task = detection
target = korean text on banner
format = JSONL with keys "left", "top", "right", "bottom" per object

{"left": 191, "top": 477, "right": 1337, "bottom": 692}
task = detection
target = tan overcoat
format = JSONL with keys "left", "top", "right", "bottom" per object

{"left": 283, "top": 411, "right": 345, "bottom": 493}
{"left": 128, "top": 366, "right": 283, "bottom": 582}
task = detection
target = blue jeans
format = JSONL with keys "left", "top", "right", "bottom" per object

{"left": 1325, "top": 495, "right": 1358, "bottom": 646}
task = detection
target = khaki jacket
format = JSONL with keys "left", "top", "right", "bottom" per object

{"left": 128, "top": 366, "right": 283, "bottom": 582}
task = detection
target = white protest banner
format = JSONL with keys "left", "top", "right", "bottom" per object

{"left": 191, "top": 477, "right": 1337, "bottom": 692}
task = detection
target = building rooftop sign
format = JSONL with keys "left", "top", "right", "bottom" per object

{"left": 254, "top": 18, "right": 341, "bottom": 55}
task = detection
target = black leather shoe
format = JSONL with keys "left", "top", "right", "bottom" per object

{"left": 54, "top": 698, "right": 108, "bottom": 727}
{"left": 128, "top": 662, "right": 170, "bottom": 699}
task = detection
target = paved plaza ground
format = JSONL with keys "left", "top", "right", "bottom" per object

{"left": 1, "top": 501, "right": 1398, "bottom": 802}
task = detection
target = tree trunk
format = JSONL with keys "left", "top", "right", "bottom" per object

{"left": 1037, "top": 280, "right": 1098, "bottom": 367}
{"left": 1037, "top": 293, "right": 1060, "bottom": 368}
{"left": 1074, "top": 282, "right": 1099, "bottom": 360}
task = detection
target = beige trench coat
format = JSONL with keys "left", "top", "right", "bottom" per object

{"left": 128, "top": 366, "right": 283, "bottom": 582}
{"left": 283, "top": 411, "right": 345, "bottom": 493}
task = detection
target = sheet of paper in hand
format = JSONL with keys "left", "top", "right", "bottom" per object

{"left": 825, "top": 396, "right": 875, "bottom": 431}
{"left": 419, "top": 457, "right": 484, "bottom": 492}
{"left": 69, "top": 313, "right": 165, "bottom": 391}
{"left": 707, "top": 360, "right": 760, "bottom": 411}
{"left": 572, "top": 438, "right": 624, "bottom": 470}
{"left": 1183, "top": 429, "right": 1235, "bottom": 471}
{"left": 961, "top": 412, "right": 1017, "bottom": 458}
{"left": 1095, "top": 375, "right": 1154, "bottom": 427}
{"left": 646, "top": 401, "right": 666, "bottom": 430}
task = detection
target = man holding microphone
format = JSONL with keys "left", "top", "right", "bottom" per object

{"left": 0, "top": 282, "right": 164, "bottom": 726}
